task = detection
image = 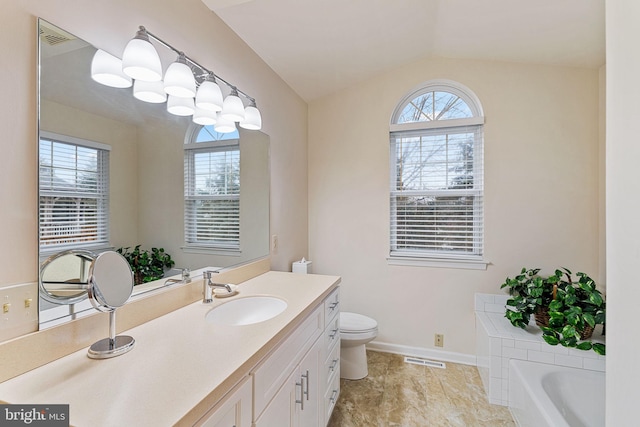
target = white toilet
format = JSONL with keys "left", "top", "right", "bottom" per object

{"left": 339, "top": 312, "right": 378, "bottom": 380}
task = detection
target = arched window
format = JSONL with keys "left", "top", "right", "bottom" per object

{"left": 389, "top": 80, "right": 484, "bottom": 264}
{"left": 184, "top": 125, "right": 241, "bottom": 251}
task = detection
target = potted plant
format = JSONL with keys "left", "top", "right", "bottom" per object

{"left": 116, "top": 245, "right": 175, "bottom": 285}
{"left": 541, "top": 268, "right": 606, "bottom": 355}
{"left": 500, "top": 268, "right": 560, "bottom": 329}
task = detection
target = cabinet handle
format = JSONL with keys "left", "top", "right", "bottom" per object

{"left": 302, "top": 370, "right": 310, "bottom": 401}
{"left": 329, "top": 358, "right": 338, "bottom": 372}
{"left": 329, "top": 301, "right": 339, "bottom": 311}
{"left": 330, "top": 389, "right": 338, "bottom": 403}
{"left": 295, "top": 379, "right": 304, "bottom": 410}
{"left": 329, "top": 328, "right": 339, "bottom": 339}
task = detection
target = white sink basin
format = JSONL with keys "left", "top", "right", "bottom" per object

{"left": 205, "top": 296, "right": 287, "bottom": 326}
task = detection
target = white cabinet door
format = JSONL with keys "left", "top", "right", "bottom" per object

{"left": 298, "top": 337, "right": 322, "bottom": 427}
{"left": 254, "top": 369, "right": 297, "bottom": 427}
{"left": 195, "top": 376, "right": 252, "bottom": 427}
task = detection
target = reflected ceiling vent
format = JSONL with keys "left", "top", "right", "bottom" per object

{"left": 39, "top": 23, "right": 76, "bottom": 46}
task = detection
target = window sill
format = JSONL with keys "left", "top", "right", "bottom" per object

{"left": 182, "top": 246, "right": 241, "bottom": 257}
{"left": 386, "top": 256, "right": 489, "bottom": 270}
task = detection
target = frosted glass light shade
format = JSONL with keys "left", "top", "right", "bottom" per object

{"left": 214, "top": 113, "right": 237, "bottom": 133}
{"left": 91, "top": 49, "right": 132, "bottom": 88}
{"left": 164, "top": 56, "right": 196, "bottom": 98}
{"left": 220, "top": 93, "right": 245, "bottom": 122}
{"left": 195, "top": 80, "right": 224, "bottom": 112}
{"left": 133, "top": 80, "right": 167, "bottom": 103}
{"left": 122, "top": 35, "right": 162, "bottom": 82}
{"left": 193, "top": 107, "right": 218, "bottom": 125}
{"left": 167, "top": 95, "right": 195, "bottom": 116}
{"left": 239, "top": 105, "right": 262, "bottom": 130}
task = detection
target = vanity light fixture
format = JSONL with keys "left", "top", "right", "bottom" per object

{"left": 239, "top": 99, "right": 262, "bottom": 130}
{"left": 195, "top": 73, "right": 224, "bottom": 112}
{"left": 90, "top": 49, "right": 132, "bottom": 88}
{"left": 220, "top": 87, "right": 245, "bottom": 122}
{"left": 164, "top": 52, "right": 197, "bottom": 98}
{"left": 121, "top": 27, "right": 163, "bottom": 82}
{"left": 92, "top": 25, "right": 262, "bottom": 131}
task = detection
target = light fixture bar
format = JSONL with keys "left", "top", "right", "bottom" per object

{"left": 143, "top": 27, "right": 256, "bottom": 104}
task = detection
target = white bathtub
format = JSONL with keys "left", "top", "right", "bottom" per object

{"left": 508, "top": 359, "right": 605, "bottom": 427}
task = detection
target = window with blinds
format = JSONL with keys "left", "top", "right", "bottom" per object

{"left": 39, "top": 133, "right": 110, "bottom": 251}
{"left": 184, "top": 127, "right": 240, "bottom": 250}
{"left": 390, "top": 81, "right": 484, "bottom": 260}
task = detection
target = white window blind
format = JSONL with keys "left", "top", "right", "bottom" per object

{"left": 184, "top": 144, "right": 240, "bottom": 249}
{"left": 390, "top": 82, "right": 484, "bottom": 261}
{"left": 39, "top": 134, "right": 110, "bottom": 250}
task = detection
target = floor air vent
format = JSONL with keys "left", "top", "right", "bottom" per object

{"left": 404, "top": 356, "right": 446, "bottom": 369}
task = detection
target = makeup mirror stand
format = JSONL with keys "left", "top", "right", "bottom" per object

{"left": 87, "top": 310, "right": 135, "bottom": 359}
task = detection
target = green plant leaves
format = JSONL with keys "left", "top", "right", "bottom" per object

{"left": 593, "top": 343, "right": 606, "bottom": 356}
{"left": 501, "top": 267, "right": 606, "bottom": 355}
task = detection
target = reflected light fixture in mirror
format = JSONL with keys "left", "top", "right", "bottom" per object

{"left": 214, "top": 113, "right": 237, "bottom": 133}
{"left": 133, "top": 79, "right": 167, "bottom": 103}
{"left": 92, "top": 25, "right": 261, "bottom": 132}
{"left": 90, "top": 49, "right": 132, "bottom": 88}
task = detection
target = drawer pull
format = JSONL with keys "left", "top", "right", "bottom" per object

{"left": 329, "top": 301, "right": 339, "bottom": 311}
{"left": 329, "top": 389, "right": 338, "bottom": 403}
{"left": 329, "top": 329, "right": 339, "bottom": 339}
{"left": 329, "top": 358, "right": 339, "bottom": 372}
{"left": 296, "top": 379, "right": 304, "bottom": 410}
{"left": 302, "top": 370, "right": 310, "bottom": 401}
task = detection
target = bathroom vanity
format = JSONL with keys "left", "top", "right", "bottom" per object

{"left": 0, "top": 271, "right": 340, "bottom": 427}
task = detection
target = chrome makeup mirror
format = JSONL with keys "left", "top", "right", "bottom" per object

{"left": 86, "top": 251, "right": 135, "bottom": 359}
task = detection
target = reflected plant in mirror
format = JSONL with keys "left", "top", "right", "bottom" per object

{"left": 37, "top": 19, "right": 270, "bottom": 331}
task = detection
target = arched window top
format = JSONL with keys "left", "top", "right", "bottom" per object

{"left": 185, "top": 124, "right": 239, "bottom": 145}
{"left": 391, "top": 79, "right": 483, "bottom": 127}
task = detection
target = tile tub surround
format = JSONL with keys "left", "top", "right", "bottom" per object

{"left": 475, "top": 293, "right": 605, "bottom": 406}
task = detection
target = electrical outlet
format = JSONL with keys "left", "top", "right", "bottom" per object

{"left": 271, "top": 234, "right": 278, "bottom": 253}
{"left": 435, "top": 333, "right": 444, "bottom": 347}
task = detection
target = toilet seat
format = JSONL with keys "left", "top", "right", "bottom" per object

{"left": 340, "top": 312, "right": 377, "bottom": 333}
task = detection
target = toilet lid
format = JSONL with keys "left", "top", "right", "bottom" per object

{"left": 340, "top": 312, "right": 377, "bottom": 333}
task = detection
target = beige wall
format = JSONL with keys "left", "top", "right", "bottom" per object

{"left": 0, "top": 0, "right": 308, "bottom": 294}
{"left": 605, "top": 0, "right": 640, "bottom": 423}
{"left": 308, "top": 56, "right": 601, "bottom": 355}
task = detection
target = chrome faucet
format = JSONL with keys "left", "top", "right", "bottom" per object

{"left": 164, "top": 268, "right": 191, "bottom": 286}
{"left": 202, "top": 270, "right": 233, "bottom": 303}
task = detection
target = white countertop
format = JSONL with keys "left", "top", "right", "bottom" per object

{"left": 0, "top": 271, "right": 340, "bottom": 427}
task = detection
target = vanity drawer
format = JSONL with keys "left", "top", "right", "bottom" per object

{"left": 323, "top": 314, "right": 340, "bottom": 356}
{"left": 252, "top": 304, "right": 324, "bottom": 418}
{"left": 324, "top": 288, "right": 340, "bottom": 326}
{"left": 323, "top": 337, "right": 340, "bottom": 390}
{"left": 323, "top": 371, "right": 341, "bottom": 426}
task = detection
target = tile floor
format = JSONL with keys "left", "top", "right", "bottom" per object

{"left": 327, "top": 350, "right": 515, "bottom": 427}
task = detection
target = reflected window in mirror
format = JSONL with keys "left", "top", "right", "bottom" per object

{"left": 184, "top": 125, "right": 240, "bottom": 252}
{"left": 39, "top": 131, "right": 110, "bottom": 256}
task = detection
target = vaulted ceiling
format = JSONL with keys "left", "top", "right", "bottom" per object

{"left": 203, "top": 0, "right": 605, "bottom": 101}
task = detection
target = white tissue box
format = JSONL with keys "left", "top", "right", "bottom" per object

{"left": 292, "top": 259, "right": 312, "bottom": 274}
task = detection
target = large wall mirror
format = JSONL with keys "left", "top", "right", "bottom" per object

{"left": 38, "top": 19, "right": 270, "bottom": 328}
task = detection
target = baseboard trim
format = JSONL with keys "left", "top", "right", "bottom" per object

{"left": 366, "top": 340, "right": 477, "bottom": 366}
